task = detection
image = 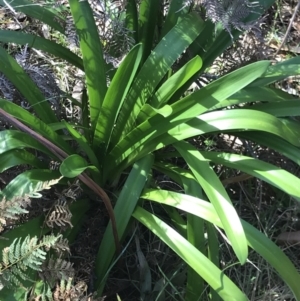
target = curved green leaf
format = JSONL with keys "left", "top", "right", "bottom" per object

{"left": 0, "top": 30, "right": 83, "bottom": 70}
{"left": 139, "top": 189, "right": 300, "bottom": 300}
{"left": 250, "top": 56, "right": 300, "bottom": 87}
{"left": 200, "top": 151, "right": 300, "bottom": 202}
{"left": 0, "top": 99, "right": 73, "bottom": 154}
{"left": 68, "top": 0, "right": 107, "bottom": 135}
{"left": 62, "top": 120, "right": 99, "bottom": 168}
{"left": 249, "top": 100, "right": 300, "bottom": 117}
{"left": 151, "top": 55, "right": 203, "bottom": 108}
{"left": 238, "top": 132, "right": 300, "bottom": 166}
{"left": 0, "top": 0, "right": 64, "bottom": 33}
{"left": 0, "top": 149, "right": 47, "bottom": 173}
{"left": 123, "top": 109, "right": 300, "bottom": 170}
{"left": 0, "top": 130, "right": 57, "bottom": 158}
{"left": 111, "top": 13, "right": 205, "bottom": 146}
{"left": 94, "top": 44, "right": 143, "bottom": 151}
{"left": 95, "top": 154, "right": 154, "bottom": 295}
{"left": 174, "top": 141, "right": 248, "bottom": 264}
{"left": 133, "top": 206, "right": 248, "bottom": 301}
{"left": 106, "top": 62, "right": 270, "bottom": 178}
{"left": 0, "top": 47, "right": 58, "bottom": 123}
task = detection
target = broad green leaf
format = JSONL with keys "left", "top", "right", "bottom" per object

{"left": 2, "top": 170, "right": 61, "bottom": 200}
{"left": 60, "top": 154, "right": 98, "bottom": 178}
{"left": 0, "top": 47, "right": 58, "bottom": 123}
{"left": 0, "top": 30, "right": 83, "bottom": 70}
{"left": 111, "top": 13, "right": 204, "bottom": 147}
{"left": 0, "top": 99, "right": 73, "bottom": 154}
{"left": 200, "top": 151, "right": 300, "bottom": 202}
{"left": 0, "top": 149, "right": 47, "bottom": 173}
{"left": 105, "top": 62, "right": 270, "bottom": 178}
{"left": 151, "top": 55, "right": 203, "bottom": 108}
{"left": 94, "top": 44, "right": 143, "bottom": 152}
{"left": 250, "top": 56, "right": 300, "bottom": 87}
{"left": 95, "top": 154, "right": 154, "bottom": 295}
{"left": 133, "top": 207, "right": 248, "bottom": 301}
{"left": 68, "top": 0, "right": 107, "bottom": 136}
{"left": 140, "top": 189, "right": 300, "bottom": 300}
{"left": 174, "top": 141, "right": 248, "bottom": 264}
{"left": 0, "top": 130, "right": 57, "bottom": 159}
{"left": 0, "top": 0, "right": 64, "bottom": 33}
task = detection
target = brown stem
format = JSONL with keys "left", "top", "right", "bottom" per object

{"left": 0, "top": 108, "right": 121, "bottom": 255}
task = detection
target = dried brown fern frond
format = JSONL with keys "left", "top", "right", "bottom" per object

{"left": 46, "top": 201, "right": 73, "bottom": 230}
{"left": 39, "top": 257, "right": 75, "bottom": 288}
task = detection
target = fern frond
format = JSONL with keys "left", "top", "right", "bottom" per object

{"left": 0, "top": 234, "right": 61, "bottom": 290}
{"left": 46, "top": 203, "right": 73, "bottom": 229}
{"left": 0, "top": 195, "right": 30, "bottom": 232}
{"left": 52, "top": 236, "right": 70, "bottom": 255}
{"left": 28, "top": 177, "right": 63, "bottom": 199}
{"left": 40, "top": 257, "right": 74, "bottom": 288}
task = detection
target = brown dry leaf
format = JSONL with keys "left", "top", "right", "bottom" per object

{"left": 277, "top": 231, "right": 300, "bottom": 244}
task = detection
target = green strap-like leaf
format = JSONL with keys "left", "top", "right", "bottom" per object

{"left": 174, "top": 141, "right": 248, "bottom": 264}
{"left": 0, "top": 0, "right": 64, "bottom": 33}
{"left": 122, "top": 109, "right": 300, "bottom": 171}
{"left": 140, "top": 189, "right": 300, "bottom": 300}
{"left": 95, "top": 154, "right": 154, "bottom": 295}
{"left": 0, "top": 149, "right": 47, "bottom": 173}
{"left": 249, "top": 100, "right": 300, "bottom": 117}
{"left": 138, "top": 0, "right": 160, "bottom": 63}
{"left": 105, "top": 62, "right": 270, "bottom": 178}
{"left": 0, "top": 47, "right": 58, "bottom": 123}
{"left": 151, "top": 55, "right": 202, "bottom": 108}
{"left": 111, "top": 13, "right": 204, "bottom": 147}
{"left": 250, "top": 56, "right": 300, "bottom": 87}
{"left": 0, "top": 30, "right": 83, "bottom": 70}
{"left": 0, "top": 130, "right": 57, "bottom": 159}
{"left": 200, "top": 151, "right": 300, "bottom": 202}
{"left": 133, "top": 206, "right": 248, "bottom": 301}
{"left": 0, "top": 100, "right": 73, "bottom": 154}
{"left": 62, "top": 120, "right": 99, "bottom": 168}
{"left": 125, "top": 0, "right": 139, "bottom": 43}
{"left": 211, "top": 86, "right": 295, "bottom": 111}
{"left": 68, "top": 0, "right": 107, "bottom": 138}
{"left": 94, "top": 44, "right": 143, "bottom": 153}
{"left": 238, "top": 132, "right": 300, "bottom": 165}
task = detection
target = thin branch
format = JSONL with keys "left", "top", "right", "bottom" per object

{"left": 274, "top": 0, "right": 300, "bottom": 56}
